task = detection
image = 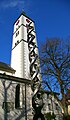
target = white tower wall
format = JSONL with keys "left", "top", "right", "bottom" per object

{"left": 11, "top": 12, "right": 39, "bottom": 80}
{"left": 11, "top": 13, "right": 36, "bottom": 79}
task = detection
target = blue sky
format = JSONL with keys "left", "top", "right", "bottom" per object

{"left": 0, "top": 0, "right": 70, "bottom": 64}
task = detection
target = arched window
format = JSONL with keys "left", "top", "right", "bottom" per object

{"left": 15, "top": 84, "right": 20, "bottom": 108}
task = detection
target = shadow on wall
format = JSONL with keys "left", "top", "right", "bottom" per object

{"left": 2, "top": 80, "right": 12, "bottom": 120}
{"left": 1, "top": 81, "right": 32, "bottom": 120}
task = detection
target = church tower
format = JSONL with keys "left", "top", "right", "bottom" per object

{"left": 11, "top": 12, "right": 42, "bottom": 119}
{"left": 11, "top": 12, "right": 37, "bottom": 79}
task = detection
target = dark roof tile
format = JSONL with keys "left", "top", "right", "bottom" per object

{"left": 0, "top": 62, "right": 15, "bottom": 74}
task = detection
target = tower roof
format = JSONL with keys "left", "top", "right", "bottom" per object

{"left": 21, "top": 11, "right": 26, "bottom": 16}
{"left": 14, "top": 11, "right": 34, "bottom": 25}
{"left": 0, "top": 62, "right": 16, "bottom": 74}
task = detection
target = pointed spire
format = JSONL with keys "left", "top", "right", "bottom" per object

{"left": 21, "top": 10, "right": 26, "bottom": 16}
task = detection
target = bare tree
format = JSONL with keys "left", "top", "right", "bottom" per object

{"left": 40, "top": 37, "right": 70, "bottom": 114}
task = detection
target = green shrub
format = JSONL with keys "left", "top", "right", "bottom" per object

{"left": 44, "top": 112, "right": 56, "bottom": 120}
{"left": 63, "top": 114, "right": 70, "bottom": 120}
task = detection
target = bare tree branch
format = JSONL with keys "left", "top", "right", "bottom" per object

{"left": 40, "top": 37, "right": 70, "bottom": 114}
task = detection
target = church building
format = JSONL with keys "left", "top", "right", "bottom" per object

{"left": 0, "top": 11, "right": 35, "bottom": 120}
{"left": 0, "top": 12, "right": 62, "bottom": 120}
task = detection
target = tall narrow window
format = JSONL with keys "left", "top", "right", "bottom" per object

{"left": 55, "top": 103, "right": 58, "bottom": 110}
{"left": 15, "top": 31, "right": 19, "bottom": 37}
{"left": 15, "top": 84, "right": 20, "bottom": 108}
{"left": 48, "top": 104, "right": 51, "bottom": 110}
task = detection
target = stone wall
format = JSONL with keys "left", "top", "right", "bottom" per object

{"left": 0, "top": 78, "right": 33, "bottom": 120}
{"left": 42, "top": 93, "right": 63, "bottom": 120}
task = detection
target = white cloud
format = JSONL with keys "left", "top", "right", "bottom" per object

{"left": 1, "top": 0, "right": 24, "bottom": 9}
